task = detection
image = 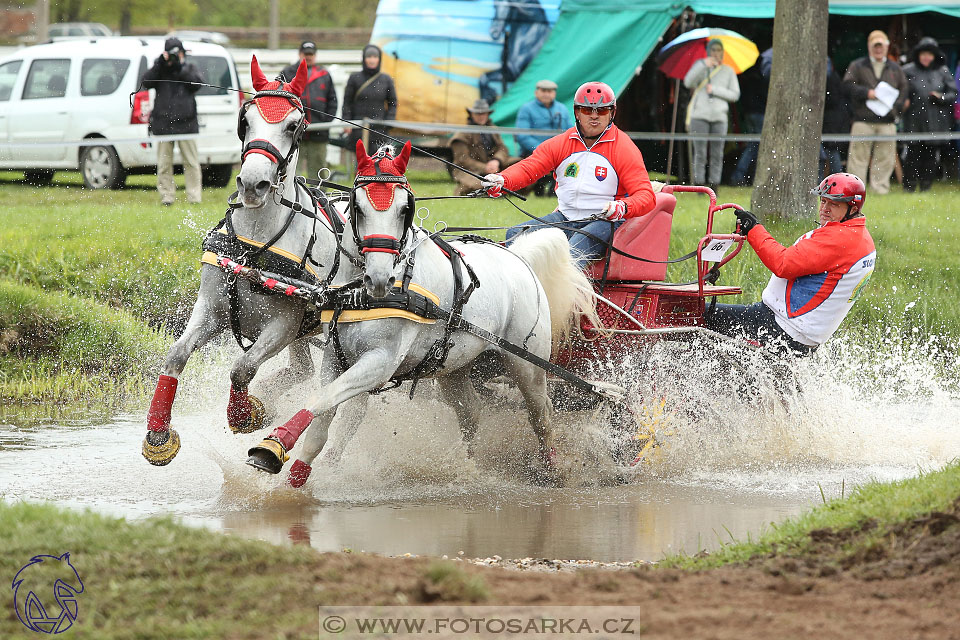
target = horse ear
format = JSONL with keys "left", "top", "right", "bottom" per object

{"left": 394, "top": 140, "right": 412, "bottom": 174}
{"left": 355, "top": 139, "right": 374, "bottom": 174}
{"left": 287, "top": 59, "right": 308, "bottom": 97}
{"left": 251, "top": 55, "right": 269, "bottom": 92}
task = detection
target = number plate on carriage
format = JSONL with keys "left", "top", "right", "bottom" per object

{"left": 701, "top": 239, "right": 733, "bottom": 262}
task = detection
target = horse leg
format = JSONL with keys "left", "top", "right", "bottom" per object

{"left": 226, "top": 318, "right": 303, "bottom": 434}
{"left": 250, "top": 338, "right": 315, "bottom": 401}
{"left": 288, "top": 394, "right": 368, "bottom": 488}
{"left": 503, "top": 355, "right": 556, "bottom": 474}
{"left": 438, "top": 368, "right": 483, "bottom": 456}
{"left": 247, "top": 347, "right": 402, "bottom": 475}
{"left": 143, "top": 287, "right": 227, "bottom": 466}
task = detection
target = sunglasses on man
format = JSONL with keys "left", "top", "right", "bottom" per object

{"left": 575, "top": 105, "right": 613, "bottom": 116}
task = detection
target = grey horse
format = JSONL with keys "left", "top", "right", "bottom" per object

{"left": 141, "top": 57, "right": 351, "bottom": 469}
{"left": 245, "top": 139, "right": 602, "bottom": 486}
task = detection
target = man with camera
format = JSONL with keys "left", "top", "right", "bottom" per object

{"left": 142, "top": 37, "right": 203, "bottom": 205}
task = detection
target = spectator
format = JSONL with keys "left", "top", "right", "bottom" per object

{"left": 707, "top": 173, "right": 875, "bottom": 356}
{"left": 449, "top": 99, "right": 520, "bottom": 196}
{"left": 515, "top": 79, "right": 574, "bottom": 196}
{"left": 282, "top": 41, "right": 338, "bottom": 179}
{"left": 683, "top": 39, "right": 740, "bottom": 191}
{"left": 821, "top": 57, "right": 850, "bottom": 180}
{"left": 481, "top": 82, "right": 656, "bottom": 268}
{"left": 342, "top": 44, "right": 397, "bottom": 159}
{"left": 842, "top": 30, "right": 908, "bottom": 195}
{"left": 730, "top": 47, "right": 771, "bottom": 186}
{"left": 142, "top": 37, "right": 202, "bottom": 205}
{"left": 901, "top": 37, "right": 957, "bottom": 192}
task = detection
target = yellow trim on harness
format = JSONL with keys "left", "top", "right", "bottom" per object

{"left": 199, "top": 228, "right": 320, "bottom": 279}
{"left": 319, "top": 282, "right": 440, "bottom": 324}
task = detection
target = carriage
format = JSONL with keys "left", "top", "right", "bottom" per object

{"left": 141, "top": 56, "right": 754, "bottom": 483}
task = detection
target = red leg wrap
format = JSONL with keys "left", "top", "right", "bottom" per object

{"left": 271, "top": 409, "right": 315, "bottom": 451}
{"left": 147, "top": 375, "right": 178, "bottom": 433}
{"left": 227, "top": 386, "right": 252, "bottom": 431}
{"left": 288, "top": 459, "right": 312, "bottom": 488}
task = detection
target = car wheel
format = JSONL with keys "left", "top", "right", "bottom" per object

{"left": 23, "top": 170, "right": 55, "bottom": 186}
{"left": 81, "top": 144, "right": 126, "bottom": 190}
{"left": 201, "top": 163, "right": 235, "bottom": 188}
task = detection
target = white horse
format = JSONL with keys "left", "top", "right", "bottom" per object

{"left": 141, "top": 56, "right": 351, "bottom": 467}
{"left": 246, "top": 140, "right": 600, "bottom": 484}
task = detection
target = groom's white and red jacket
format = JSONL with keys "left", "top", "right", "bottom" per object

{"left": 499, "top": 125, "right": 656, "bottom": 221}
{"left": 747, "top": 217, "right": 876, "bottom": 346}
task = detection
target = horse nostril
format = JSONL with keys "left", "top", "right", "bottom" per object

{"left": 255, "top": 180, "right": 271, "bottom": 196}
{"left": 235, "top": 176, "right": 243, "bottom": 192}
{"left": 387, "top": 276, "right": 396, "bottom": 290}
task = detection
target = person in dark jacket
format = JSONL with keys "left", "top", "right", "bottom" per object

{"left": 901, "top": 37, "right": 958, "bottom": 191}
{"left": 342, "top": 44, "right": 397, "bottom": 159}
{"left": 449, "top": 99, "right": 520, "bottom": 195}
{"left": 820, "top": 58, "right": 850, "bottom": 180}
{"left": 282, "top": 41, "right": 338, "bottom": 179}
{"left": 842, "top": 30, "right": 908, "bottom": 195}
{"left": 142, "top": 37, "right": 203, "bottom": 205}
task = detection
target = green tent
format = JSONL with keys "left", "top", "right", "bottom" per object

{"left": 491, "top": 0, "right": 960, "bottom": 126}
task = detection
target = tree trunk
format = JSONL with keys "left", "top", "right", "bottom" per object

{"left": 751, "top": 0, "right": 828, "bottom": 219}
{"left": 119, "top": 6, "right": 131, "bottom": 36}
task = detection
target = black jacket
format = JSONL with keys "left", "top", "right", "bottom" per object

{"left": 281, "top": 62, "right": 338, "bottom": 142}
{"left": 342, "top": 46, "right": 397, "bottom": 125}
{"left": 842, "top": 56, "right": 908, "bottom": 124}
{"left": 901, "top": 38, "right": 957, "bottom": 134}
{"left": 142, "top": 55, "right": 202, "bottom": 135}
{"left": 823, "top": 62, "right": 850, "bottom": 135}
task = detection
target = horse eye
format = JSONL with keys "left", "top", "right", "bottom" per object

{"left": 287, "top": 122, "right": 299, "bottom": 132}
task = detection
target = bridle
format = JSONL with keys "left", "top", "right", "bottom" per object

{"left": 237, "top": 88, "right": 307, "bottom": 180}
{"left": 349, "top": 148, "right": 416, "bottom": 267}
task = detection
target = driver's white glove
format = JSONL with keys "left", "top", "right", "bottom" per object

{"left": 601, "top": 200, "right": 627, "bottom": 220}
{"left": 481, "top": 173, "right": 504, "bottom": 198}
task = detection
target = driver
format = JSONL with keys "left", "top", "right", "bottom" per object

{"left": 481, "top": 81, "right": 656, "bottom": 267}
{"left": 706, "top": 173, "right": 877, "bottom": 354}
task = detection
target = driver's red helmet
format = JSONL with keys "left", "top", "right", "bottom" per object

{"left": 573, "top": 81, "right": 616, "bottom": 109}
{"left": 811, "top": 172, "right": 866, "bottom": 212}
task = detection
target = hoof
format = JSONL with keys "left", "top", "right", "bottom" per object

{"left": 142, "top": 429, "right": 181, "bottom": 466}
{"left": 246, "top": 437, "right": 288, "bottom": 474}
{"left": 287, "top": 459, "right": 312, "bottom": 488}
{"left": 229, "top": 394, "right": 267, "bottom": 434}
{"left": 531, "top": 447, "right": 561, "bottom": 487}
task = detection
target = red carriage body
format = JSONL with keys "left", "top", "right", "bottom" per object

{"left": 553, "top": 185, "right": 747, "bottom": 375}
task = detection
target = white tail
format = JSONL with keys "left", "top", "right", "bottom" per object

{"left": 508, "top": 228, "right": 601, "bottom": 345}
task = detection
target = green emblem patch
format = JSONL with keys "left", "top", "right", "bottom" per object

{"left": 564, "top": 163, "right": 579, "bottom": 178}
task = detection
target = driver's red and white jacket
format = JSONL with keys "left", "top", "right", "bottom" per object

{"left": 747, "top": 217, "right": 876, "bottom": 346}
{"left": 499, "top": 125, "right": 656, "bottom": 221}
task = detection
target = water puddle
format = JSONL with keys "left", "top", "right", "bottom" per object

{"left": 2, "top": 336, "right": 958, "bottom": 562}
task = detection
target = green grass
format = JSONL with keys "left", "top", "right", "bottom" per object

{"left": 658, "top": 458, "right": 960, "bottom": 570}
{"left": 1, "top": 169, "right": 958, "bottom": 401}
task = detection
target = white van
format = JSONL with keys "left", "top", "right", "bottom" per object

{"left": 0, "top": 37, "right": 241, "bottom": 189}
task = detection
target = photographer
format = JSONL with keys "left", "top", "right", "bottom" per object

{"left": 142, "top": 37, "right": 203, "bottom": 205}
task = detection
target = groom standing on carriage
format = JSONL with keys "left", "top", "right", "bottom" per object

{"left": 481, "top": 81, "right": 657, "bottom": 268}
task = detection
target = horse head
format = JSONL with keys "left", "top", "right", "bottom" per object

{"left": 352, "top": 138, "right": 413, "bottom": 298}
{"left": 236, "top": 55, "right": 308, "bottom": 208}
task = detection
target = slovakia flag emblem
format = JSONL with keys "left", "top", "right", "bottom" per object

{"left": 595, "top": 166, "right": 607, "bottom": 181}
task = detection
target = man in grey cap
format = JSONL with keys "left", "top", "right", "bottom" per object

{"left": 448, "top": 98, "right": 520, "bottom": 195}
{"left": 142, "top": 37, "right": 203, "bottom": 205}
{"left": 282, "top": 40, "right": 338, "bottom": 178}
{"left": 515, "top": 79, "right": 573, "bottom": 195}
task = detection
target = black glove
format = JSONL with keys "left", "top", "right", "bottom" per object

{"left": 735, "top": 209, "right": 759, "bottom": 235}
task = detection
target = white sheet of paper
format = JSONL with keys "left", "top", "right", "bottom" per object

{"left": 866, "top": 98, "right": 892, "bottom": 117}
{"left": 701, "top": 238, "right": 734, "bottom": 262}
{"left": 873, "top": 81, "right": 899, "bottom": 107}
